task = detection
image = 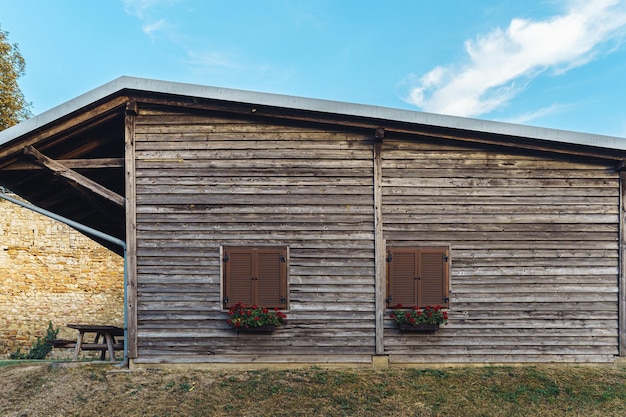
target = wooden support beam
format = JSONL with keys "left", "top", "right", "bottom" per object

{"left": 23, "top": 146, "right": 125, "bottom": 207}
{"left": 3, "top": 158, "right": 124, "bottom": 171}
{"left": 124, "top": 99, "right": 139, "bottom": 359}
{"left": 617, "top": 170, "right": 626, "bottom": 356}
{"left": 373, "top": 128, "right": 385, "bottom": 355}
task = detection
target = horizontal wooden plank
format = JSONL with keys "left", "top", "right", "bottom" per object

{"left": 383, "top": 186, "right": 617, "bottom": 197}
{"left": 137, "top": 184, "right": 373, "bottom": 196}
{"left": 137, "top": 204, "right": 374, "bottom": 215}
{"left": 382, "top": 195, "right": 618, "bottom": 205}
{"left": 138, "top": 216, "right": 617, "bottom": 229}
{"left": 451, "top": 266, "right": 617, "bottom": 276}
{"left": 384, "top": 168, "right": 618, "bottom": 179}
{"left": 452, "top": 258, "right": 616, "bottom": 267}
{"left": 137, "top": 223, "right": 373, "bottom": 234}
{"left": 132, "top": 354, "right": 374, "bottom": 364}
{"left": 136, "top": 247, "right": 373, "bottom": 260}
{"left": 136, "top": 239, "right": 374, "bottom": 252}
{"left": 136, "top": 231, "right": 374, "bottom": 241}
{"left": 121, "top": 240, "right": 608, "bottom": 252}
{"left": 384, "top": 177, "right": 618, "bottom": 188}
{"left": 450, "top": 293, "right": 617, "bottom": 303}
{"left": 385, "top": 212, "right": 618, "bottom": 224}
{"left": 452, "top": 275, "right": 617, "bottom": 285}
{"left": 384, "top": 204, "right": 619, "bottom": 214}
{"left": 385, "top": 231, "right": 617, "bottom": 242}
{"left": 78, "top": 343, "right": 124, "bottom": 351}
{"left": 135, "top": 122, "right": 348, "bottom": 134}
{"left": 137, "top": 167, "right": 374, "bottom": 178}
{"left": 387, "top": 354, "right": 615, "bottom": 363}
{"left": 452, "top": 249, "right": 618, "bottom": 258}
{"left": 451, "top": 284, "right": 616, "bottom": 293}
{"left": 381, "top": 147, "right": 612, "bottom": 164}
{"left": 138, "top": 301, "right": 374, "bottom": 312}
{"left": 383, "top": 344, "right": 618, "bottom": 355}
{"left": 135, "top": 137, "right": 371, "bottom": 149}
{"left": 382, "top": 158, "right": 613, "bottom": 170}
{"left": 136, "top": 158, "right": 370, "bottom": 169}
{"left": 136, "top": 176, "right": 373, "bottom": 187}
{"left": 136, "top": 194, "right": 374, "bottom": 205}
{"left": 383, "top": 336, "right": 616, "bottom": 347}
{"left": 136, "top": 148, "right": 372, "bottom": 161}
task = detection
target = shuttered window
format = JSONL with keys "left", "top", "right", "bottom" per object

{"left": 223, "top": 246, "right": 288, "bottom": 309}
{"left": 386, "top": 247, "right": 450, "bottom": 308}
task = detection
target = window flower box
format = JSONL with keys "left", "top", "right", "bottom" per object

{"left": 390, "top": 304, "right": 447, "bottom": 333}
{"left": 226, "top": 302, "right": 287, "bottom": 334}
{"left": 235, "top": 324, "right": 277, "bottom": 334}
{"left": 398, "top": 323, "right": 440, "bottom": 333}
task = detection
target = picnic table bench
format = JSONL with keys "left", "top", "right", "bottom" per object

{"left": 53, "top": 324, "right": 124, "bottom": 362}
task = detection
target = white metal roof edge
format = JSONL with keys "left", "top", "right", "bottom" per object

{"left": 2, "top": 75, "right": 625, "bottom": 151}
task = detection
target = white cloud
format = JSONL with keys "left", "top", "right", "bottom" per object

{"left": 406, "top": 0, "right": 626, "bottom": 118}
{"left": 122, "top": 0, "right": 163, "bottom": 19}
{"left": 504, "top": 103, "right": 566, "bottom": 124}
{"left": 123, "top": 0, "right": 179, "bottom": 36}
{"left": 184, "top": 49, "right": 237, "bottom": 70}
{"left": 122, "top": 0, "right": 239, "bottom": 71}
{"left": 142, "top": 18, "right": 167, "bottom": 35}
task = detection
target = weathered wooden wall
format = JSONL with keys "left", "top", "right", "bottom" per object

{"left": 382, "top": 136, "right": 619, "bottom": 363}
{"left": 133, "top": 106, "right": 376, "bottom": 364}
{"left": 129, "top": 103, "right": 620, "bottom": 366}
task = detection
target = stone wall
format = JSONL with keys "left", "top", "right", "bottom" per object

{"left": 0, "top": 194, "right": 124, "bottom": 358}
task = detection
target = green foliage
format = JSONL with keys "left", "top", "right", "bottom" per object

{"left": 10, "top": 322, "right": 59, "bottom": 360}
{"left": 0, "top": 26, "right": 32, "bottom": 130}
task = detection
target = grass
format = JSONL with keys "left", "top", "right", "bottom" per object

{"left": 2, "top": 362, "right": 626, "bottom": 416}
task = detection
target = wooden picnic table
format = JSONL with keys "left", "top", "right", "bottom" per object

{"left": 56, "top": 324, "right": 125, "bottom": 362}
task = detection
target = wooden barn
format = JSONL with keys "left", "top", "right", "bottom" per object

{"left": 1, "top": 76, "right": 625, "bottom": 368}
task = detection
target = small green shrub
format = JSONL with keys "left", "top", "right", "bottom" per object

{"left": 10, "top": 321, "right": 59, "bottom": 360}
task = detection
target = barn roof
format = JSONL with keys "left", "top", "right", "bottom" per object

{"left": 1, "top": 76, "right": 625, "bottom": 253}
{"left": 3, "top": 76, "right": 626, "bottom": 152}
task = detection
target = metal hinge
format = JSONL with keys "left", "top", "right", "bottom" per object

{"left": 386, "top": 296, "right": 392, "bottom": 303}
{"left": 386, "top": 254, "right": 393, "bottom": 262}
{"left": 279, "top": 254, "right": 286, "bottom": 263}
{"left": 223, "top": 296, "right": 229, "bottom": 304}
{"left": 443, "top": 254, "right": 449, "bottom": 262}
{"left": 223, "top": 254, "right": 229, "bottom": 263}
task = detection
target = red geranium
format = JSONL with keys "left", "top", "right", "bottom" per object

{"left": 227, "top": 302, "right": 288, "bottom": 329}
{"left": 389, "top": 304, "right": 448, "bottom": 326}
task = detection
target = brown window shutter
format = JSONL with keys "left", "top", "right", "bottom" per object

{"left": 256, "top": 248, "right": 287, "bottom": 309}
{"left": 387, "top": 249, "right": 418, "bottom": 307}
{"left": 418, "top": 248, "right": 449, "bottom": 308}
{"left": 223, "top": 248, "right": 254, "bottom": 309}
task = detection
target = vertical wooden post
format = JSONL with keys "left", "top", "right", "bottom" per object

{"left": 125, "top": 99, "right": 138, "bottom": 359}
{"left": 617, "top": 167, "right": 626, "bottom": 356}
{"left": 373, "top": 128, "right": 385, "bottom": 355}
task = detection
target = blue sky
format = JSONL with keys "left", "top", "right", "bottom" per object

{"left": 2, "top": 0, "right": 626, "bottom": 137}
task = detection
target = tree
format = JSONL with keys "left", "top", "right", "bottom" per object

{"left": 0, "top": 26, "right": 31, "bottom": 130}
